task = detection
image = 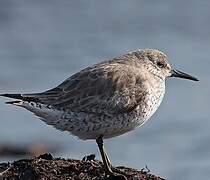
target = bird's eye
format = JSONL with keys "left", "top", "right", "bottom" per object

{"left": 157, "top": 61, "right": 165, "bottom": 68}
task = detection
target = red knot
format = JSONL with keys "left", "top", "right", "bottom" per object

{"left": 1, "top": 49, "right": 198, "bottom": 178}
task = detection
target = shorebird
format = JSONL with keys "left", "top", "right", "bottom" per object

{"left": 1, "top": 49, "right": 198, "bottom": 178}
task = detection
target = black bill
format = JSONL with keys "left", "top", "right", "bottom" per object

{"left": 171, "top": 69, "right": 199, "bottom": 81}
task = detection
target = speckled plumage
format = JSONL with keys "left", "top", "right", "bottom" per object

{"left": 2, "top": 49, "right": 172, "bottom": 140}
{"left": 1, "top": 49, "right": 199, "bottom": 178}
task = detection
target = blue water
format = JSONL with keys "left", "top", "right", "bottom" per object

{"left": 0, "top": 1, "right": 209, "bottom": 179}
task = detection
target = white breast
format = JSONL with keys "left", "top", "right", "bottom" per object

{"left": 98, "top": 80, "right": 166, "bottom": 139}
{"left": 139, "top": 80, "right": 165, "bottom": 123}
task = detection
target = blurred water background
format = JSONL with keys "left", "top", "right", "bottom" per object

{"left": 0, "top": 0, "right": 209, "bottom": 179}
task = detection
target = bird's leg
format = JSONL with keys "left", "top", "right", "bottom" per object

{"left": 104, "top": 153, "right": 128, "bottom": 176}
{"left": 104, "top": 150, "right": 112, "bottom": 167}
{"left": 96, "top": 135, "right": 127, "bottom": 179}
{"left": 96, "top": 135, "right": 113, "bottom": 173}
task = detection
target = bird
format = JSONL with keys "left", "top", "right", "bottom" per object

{"left": 0, "top": 49, "right": 198, "bottom": 178}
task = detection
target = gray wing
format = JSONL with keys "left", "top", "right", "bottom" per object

{"left": 23, "top": 62, "right": 147, "bottom": 114}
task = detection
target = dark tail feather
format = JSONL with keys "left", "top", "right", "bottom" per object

{"left": 5, "top": 100, "right": 22, "bottom": 104}
{"left": 0, "top": 93, "right": 39, "bottom": 102}
{"left": 0, "top": 94, "right": 23, "bottom": 100}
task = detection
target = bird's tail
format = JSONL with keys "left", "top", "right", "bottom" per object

{"left": 0, "top": 94, "right": 23, "bottom": 105}
{"left": 0, "top": 93, "right": 39, "bottom": 105}
{"left": 1, "top": 93, "right": 23, "bottom": 99}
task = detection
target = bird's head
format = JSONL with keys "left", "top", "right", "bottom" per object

{"left": 134, "top": 49, "right": 199, "bottom": 82}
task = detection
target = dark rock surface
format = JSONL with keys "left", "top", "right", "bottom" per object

{"left": 0, "top": 153, "right": 165, "bottom": 180}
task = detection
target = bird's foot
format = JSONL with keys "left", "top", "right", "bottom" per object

{"left": 110, "top": 166, "right": 129, "bottom": 176}
{"left": 104, "top": 166, "right": 128, "bottom": 180}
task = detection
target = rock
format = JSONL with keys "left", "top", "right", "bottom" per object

{"left": 0, "top": 153, "right": 165, "bottom": 180}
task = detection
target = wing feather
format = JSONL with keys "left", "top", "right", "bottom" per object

{"left": 23, "top": 62, "right": 147, "bottom": 115}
